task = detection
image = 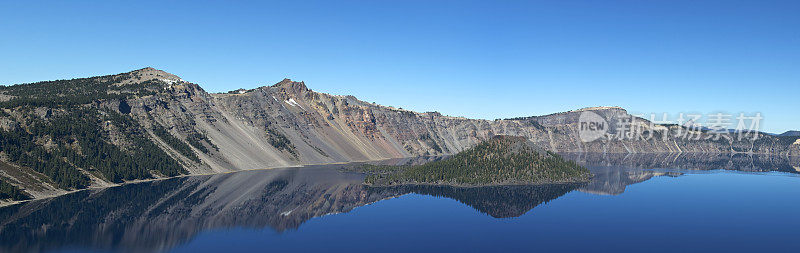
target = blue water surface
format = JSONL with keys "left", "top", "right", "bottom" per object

{"left": 3, "top": 154, "right": 798, "bottom": 253}
{"left": 172, "top": 172, "right": 800, "bottom": 253}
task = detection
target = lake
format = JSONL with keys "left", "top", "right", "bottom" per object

{"left": 1, "top": 153, "right": 799, "bottom": 253}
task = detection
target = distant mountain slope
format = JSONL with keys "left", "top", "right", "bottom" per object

{"left": 779, "top": 130, "right": 800, "bottom": 137}
{"left": 0, "top": 68, "right": 798, "bottom": 202}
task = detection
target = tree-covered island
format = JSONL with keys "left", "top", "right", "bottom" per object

{"left": 355, "top": 135, "right": 592, "bottom": 187}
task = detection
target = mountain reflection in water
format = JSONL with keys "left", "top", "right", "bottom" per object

{"left": 563, "top": 152, "right": 799, "bottom": 195}
{"left": 0, "top": 153, "right": 797, "bottom": 252}
{"left": 368, "top": 184, "right": 583, "bottom": 218}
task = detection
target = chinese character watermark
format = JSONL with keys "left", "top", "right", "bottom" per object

{"left": 578, "top": 111, "right": 764, "bottom": 142}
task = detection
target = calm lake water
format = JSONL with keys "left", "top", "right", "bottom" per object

{"left": 1, "top": 153, "right": 799, "bottom": 253}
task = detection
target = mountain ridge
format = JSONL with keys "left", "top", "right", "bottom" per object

{"left": 1, "top": 68, "right": 798, "bottom": 203}
{"left": 779, "top": 130, "right": 800, "bottom": 137}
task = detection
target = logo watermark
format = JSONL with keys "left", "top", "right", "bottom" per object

{"left": 578, "top": 111, "right": 764, "bottom": 142}
{"left": 578, "top": 111, "right": 608, "bottom": 142}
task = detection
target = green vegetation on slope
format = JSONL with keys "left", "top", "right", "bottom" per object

{"left": 0, "top": 71, "right": 188, "bottom": 191}
{"left": 266, "top": 127, "right": 297, "bottom": 157}
{"left": 93, "top": 111, "right": 186, "bottom": 181}
{"left": 363, "top": 135, "right": 591, "bottom": 186}
{"left": 186, "top": 129, "right": 217, "bottom": 154}
{"left": 0, "top": 73, "right": 159, "bottom": 108}
{"left": 0, "top": 179, "right": 30, "bottom": 201}
{"left": 0, "top": 112, "right": 92, "bottom": 189}
{"left": 151, "top": 121, "right": 201, "bottom": 162}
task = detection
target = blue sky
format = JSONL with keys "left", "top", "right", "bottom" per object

{"left": 1, "top": 0, "right": 798, "bottom": 133}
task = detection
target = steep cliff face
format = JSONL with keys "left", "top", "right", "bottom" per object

{"left": 0, "top": 68, "right": 797, "bottom": 200}
{"left": 137, "top": 70, "right": 539, "bottom": 173}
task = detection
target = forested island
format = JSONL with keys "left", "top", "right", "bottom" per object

{"left": 355, "top": 135, "right": 592, "bottom": 186}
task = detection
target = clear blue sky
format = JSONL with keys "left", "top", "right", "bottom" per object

{"left": 1, "top": 0, "right": 798, "bottom": 133}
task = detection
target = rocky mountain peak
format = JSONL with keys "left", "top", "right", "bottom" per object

{"left": 131, "top": 67, "right": 170, "bottom": 76}
{"left": 575, "top": 106, "right": 627, "bottom": 113}
{"left": 272, "top": 78, "right": 308, "bottom": 93}
{"left": 127, "top": 67, "right": 185, "bottom": 85}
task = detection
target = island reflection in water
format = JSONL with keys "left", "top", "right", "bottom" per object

{"left": 0, "top": 153, "right": 798, "bottom": 252}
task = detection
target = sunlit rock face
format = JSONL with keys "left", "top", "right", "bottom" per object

{"left": 121, "top": 68, "right": 800, "bottom": 175}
